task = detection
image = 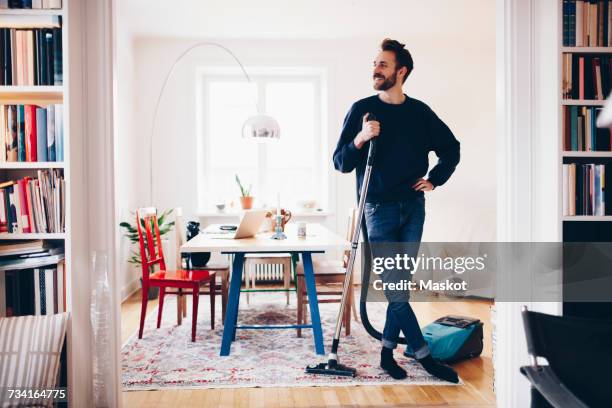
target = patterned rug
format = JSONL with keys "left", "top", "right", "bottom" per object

{"left": 122, "top": 293, "right": 458, "bottom": 390}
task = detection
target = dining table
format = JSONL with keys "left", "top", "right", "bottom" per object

{"left": 180, "top": 222, "right": 349, "bottom": 356}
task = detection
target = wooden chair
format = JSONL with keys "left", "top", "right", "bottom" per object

{"left": 244, "top": 253, "right": 293, "bottom": 304}
{"left": 296, "top": 209, "right": 359, "bottom": 337}
{"left": 174, "top": 208, "right": 230, "bottom": 325}
{"left": 136, "top": 207, "right": 216, "bottom": 342}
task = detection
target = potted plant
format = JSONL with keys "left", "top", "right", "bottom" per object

{"left": 118, "top": 209, "right": 175, "bottom": 300}
{"left": 235, "top": 174, "right": 254, "bottom": 209}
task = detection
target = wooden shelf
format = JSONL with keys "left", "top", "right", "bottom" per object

{"left": 562, "top": 151, "right": 612, "bottom": 157}
{"left": 561, "top": 99, "right": 605, "bottom": 106}
{"left": 561, "top": 46, "right": 612, "bottom": 53}
{"left": 0, "top": 9, "right": 64, "bottom": 16}
{"left": 0, "top": 86, "right": 63, "bottom": 104}
{"left": 563, "top": 216, "right": 612, "bottom": 221}
{"left": 0, "top": 233, "right": 66, "bottom": 239}
{"left": 0, "top": 162, "right": 65, "bottom": 169}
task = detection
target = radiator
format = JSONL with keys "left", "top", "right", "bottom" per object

{"left": 242, "top": 264, "right": 293, "bottom": 283}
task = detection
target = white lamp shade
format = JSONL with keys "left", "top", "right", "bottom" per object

{"left": 242, "top": 114, "right": 281, "bottom": 140}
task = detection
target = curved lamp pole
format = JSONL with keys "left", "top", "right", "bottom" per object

{"left": 149, "top": 41, "right": 280, "bottom": 204}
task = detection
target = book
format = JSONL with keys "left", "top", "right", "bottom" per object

{"left": 52, "top": 26, "right": 61, "bottom": 85}
{"left": 16, "top": 104, "right": 25, "bottom": 161}
{"left": 54, "top": 104, "right": 62, "bottom": 160}
{"left": 24, "top": 104, "right": 37, "bottom": 162}
{"left": 0, "top": 240, "right": 45, "bottom": 256}
{"left": 0, "top": 190, "right": 6, "bottom": 233}
{"left": 46, "top": 103, "right": 55, "bottom": 161}
{"left": 563, "top": 164, "right": 569, "bottom": 216}
{"left": 0, "top": 15, "right": 61, "bottom": 29}
{"left": 6, "top": 105, "right": 16, "bottom": 161}
{"left": 16, "top": 178, "right": 30, "bottom": 233}
{"left": 35, "top": 106, "right": 47, "bottom": 161}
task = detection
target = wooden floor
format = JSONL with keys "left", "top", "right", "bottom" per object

{"left": 121, "top": 289, "right": 495, "bottom": 407}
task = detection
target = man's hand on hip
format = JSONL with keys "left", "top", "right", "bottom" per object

{"left": 354, "top": 113, "right": 380, "bottom": 149}
{"left": 412, "top": 178, "right": 434, "bottom": 192}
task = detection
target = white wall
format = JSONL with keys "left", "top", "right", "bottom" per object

{"left": 115, "top": 1, "right": 496, "bottom": 295}
{"left": 114, "top": 2, "right": 145, "bottom": 300}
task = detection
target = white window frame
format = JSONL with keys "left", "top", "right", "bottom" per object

{"left": 196, "top": 67, "right": 327, "bottom": 213}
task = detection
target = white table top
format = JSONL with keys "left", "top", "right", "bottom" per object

{"left": 181, "top": 223, "right": 349, "bottom": 253}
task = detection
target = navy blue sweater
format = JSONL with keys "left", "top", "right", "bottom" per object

{"left": 333, "top": 95, "right": 460, "bottom": 203}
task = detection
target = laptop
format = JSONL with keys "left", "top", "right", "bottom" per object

{"left": 211, "top": 209, "right": 268, "bottom": 239}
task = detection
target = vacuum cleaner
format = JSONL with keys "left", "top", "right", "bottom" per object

{"left": 305, "top": 113, "right": 379, "bottom": 377}
{"left": 306, "top": 113, "right": 483, "bottom": 377}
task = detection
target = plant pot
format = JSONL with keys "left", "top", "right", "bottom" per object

{"left": 240, "top": 196, "right": 254, "bottom": 209}
{"left": 140, "top": 278, "right": 159, "bottom": 300}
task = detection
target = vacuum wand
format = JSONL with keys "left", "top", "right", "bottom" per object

{"left": 305, "top": 113, "right": 378, "bottom": 377}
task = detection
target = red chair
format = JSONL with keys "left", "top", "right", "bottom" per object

{"left": 136, "top": 207, "right": 216, "bottom": 342}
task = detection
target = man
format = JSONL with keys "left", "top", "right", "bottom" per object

{"left": 333, "top": 39, "right": 460, "bottom": 383}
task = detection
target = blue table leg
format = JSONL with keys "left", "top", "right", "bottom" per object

{"left": 220, "top": 252, "right": 244, "bottom": 356}
{"left": 301, "top": 252, "right": 325, "bottom": 355}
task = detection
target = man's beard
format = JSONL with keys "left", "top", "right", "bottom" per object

{"left": 373, "top": 70, "right": 398, "bottom": 91}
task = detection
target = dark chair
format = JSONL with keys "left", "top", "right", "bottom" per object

{"left": 521, "top": 306, "right": 612, "bottom": 408}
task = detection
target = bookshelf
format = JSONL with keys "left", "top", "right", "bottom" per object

{"left": 560, "top": 0, "right": 612, "bottom": 319}
{"left": 0, "top": 0, "right": 70, "bottom": 390}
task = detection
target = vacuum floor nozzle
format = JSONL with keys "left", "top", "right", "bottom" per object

{"left": 305, "top": 362, "right": 357, "bottom": 377}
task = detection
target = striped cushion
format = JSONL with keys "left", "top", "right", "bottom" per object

{"left": 0, "top": 313, "right": 68, "bottom": 408}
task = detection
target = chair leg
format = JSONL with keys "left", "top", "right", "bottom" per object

{"left": 284, "top": 260, "right": 291, "bottom": 305}
{"left": 182, "top": 294, "right": 187, "bottom": 318}
{"left": 157, "top": 287, "right": 166, "bottom": 328}
{"left": 245, "top": 263, "right": 250, "bottom": 304}
{"left": 138, "top": 284, "right": 148, "bottom": 339}
{"left": 221, "top": 270, "right": 228, "bottom": 322}
{"left": 251, "top": 264, "right": 256, "bottom": 301}
{"left": 192, "top": 286, "right": 199, "bottom": 342}
{"left": 210, "top": 279, "right": 216, "bottom": 330}
{"left": 345, "top": 277, "right": 353, "bottom": 336}
{"left": 177, "top": 289, "right": 183, "bottom": 326}
{"left": 297, "top": 276, "right": 303, "bottom": 337}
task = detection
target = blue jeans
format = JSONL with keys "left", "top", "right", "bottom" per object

{"left": 364, "top": 196, "right": 430, "bottom": 359}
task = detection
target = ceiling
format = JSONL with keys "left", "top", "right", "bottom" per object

{"left": 118, "top": 0, "right": 494, "bottom": 41}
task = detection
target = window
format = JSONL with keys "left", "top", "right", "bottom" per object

{"left": 198, "top": 72, "right": 326, "bottom": 213}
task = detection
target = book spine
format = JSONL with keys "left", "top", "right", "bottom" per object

{"left": 6, "top": 105, "right": 16, "bottom": 162}
{"left": 0, "top": 189, "right": 7, "bottom": 233}
{"left": 54, "top": 104, "right": 62, "bottom": 161}
{"left": 17, "top": 178, "right": 30, "bottom": 233}
{"left": 25, "top": 178, "right": 35, "bottom": 233}
{"left": 571, "top": 105, "right": 578, "bottom": 150}
{"left": 10, "top": 29, "right": 17, "bottom": 86}
{"left": 39, "top": 28, "right": 47, "bottom": 85}
{"left": 52, "top": 26, "right": 61, "bottom": 85}
{"left": 24, "top": 104, "right": 37, "bottom": 162}
{"left": 570, "top": 0, "right": 577, "bottom": 46}
{"left": 25, "top": 30, "right": 33, "bottom": 86}
{"left": 46, "top": 104, "right": 55, "bottom": 161}
{"left": 0, "top": 105, "right": 5, "bottom": 162}
{"left": 38, "top": 268, "right": 46, "bottom": 314}
{"left": 16, "top": 104, "right": 25, "bottom": 162}
{"left": 5, "top": 185, "right": 13, "bottom": 233}
{"left": 44, "top": 29, "right": 53, "bottom": 87}
{"left": 2, "top": 29, "right": 11, "bottom": 85}
{"left": 563, "top": 0, "right": 569, "bottom": 47}
{"left": 36, "top": 107, "right": 47, "bottom": 161}
{"left": 33, "top": 268, "right": 41, "bottom": 315}
{"left": 563, "top": 164, "right": 569, "bottom": 216}
{"left": 577, "top": 1, "right": 584, "bottom": 46}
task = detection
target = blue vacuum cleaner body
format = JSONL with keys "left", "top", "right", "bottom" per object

{"left": 404, "top": 315, "right": 484, "bottom": 363}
